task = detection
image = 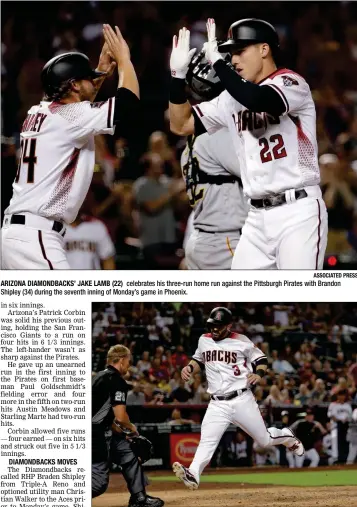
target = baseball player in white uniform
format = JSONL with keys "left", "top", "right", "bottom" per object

{"left": 346, "top": 408, "right": 357, "bottom": 465}
{"left": 65, "top": 214, "right": 116, "bottom": 269}
{"left": 181, "top": 50, "right": 248, "bottom": 269}
{"left": 1, "top": 25, "right": 139, "bottom": 269}
{"left": 327, "top": 390, "right": 353, "bottom": 463}
{"left": 169, "top": 18, "right": 328, "bottom": 269}
{"left": 173, "top": 307, "right": 304, "bottom": 489}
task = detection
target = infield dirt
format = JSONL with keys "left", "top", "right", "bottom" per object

{"left": 92, "top": 468, "right": 357, "bottom": 507}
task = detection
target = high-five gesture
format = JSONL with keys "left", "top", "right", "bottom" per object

{"left": 103, "top": 24, "right": 131, "bottom": 68}
{"left": 203, "top": 18, "right": 223, "bottom": 65}
{"left": 96, "top": 42, "right": 117, "bottom": 76}
{"left": 170, "top": 27, "right": 196, "bottom": 79}
{"left": 102, "top": 23, "right": 139, "bottom": 98}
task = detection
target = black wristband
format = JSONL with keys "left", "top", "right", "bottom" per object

{"left": 170, "top": 77, "right": 187, "bottom": 104}
{"left": 256, "top": 369, "right": 265, "bottom": 378}
{"left": 187, "top": 364, "right": 194, "bottom": 373}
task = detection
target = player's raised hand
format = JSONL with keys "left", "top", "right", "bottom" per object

{"left": 96, "top": 42, "right": 117, "bottom": 76}
{"left": 103, "top": 24, "right": 131, "bottom": 68}
{"left": 203, "top": 18, "right": 223, "bottom": 65}
{"left": 181, "top": 365, "right": 192, "bottom": 381}
{"left": 170, "top": 27, "right": 196, "bottom": 79}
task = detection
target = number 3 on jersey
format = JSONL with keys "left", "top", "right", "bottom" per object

{"left": 232, "top": 365, "right": 240, "bottom": 376}
{"left": 259, "top": 134, "right": 287, "bottom": 163}
{"left": 232, "top": 358, "right": 247, "bottom": 376}
{"left": 15, "top": 138, "right": 37, "bottom": 184}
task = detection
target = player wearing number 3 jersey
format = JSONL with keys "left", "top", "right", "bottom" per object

{"left": 169, "top": 18, "right": 328, "bottom": 269}
{"left": 172, "top": 307, "right": 304, "bottom": 490}
{"left": 1, "top": 25, "right": 139, "bottom": 269}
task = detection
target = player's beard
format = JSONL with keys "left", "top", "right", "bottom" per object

{"left": 78, "top": 80, "right": 95, "bottom": 101}
{"left": 209, "top": 325, "right": 230, "bottom": 341}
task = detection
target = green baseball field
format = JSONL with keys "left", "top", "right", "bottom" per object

{"left": 152, "top": 468, "right": 357, "bottom": 486}
{"left": 93, "top": 466, "right": 357, "bottom": 507}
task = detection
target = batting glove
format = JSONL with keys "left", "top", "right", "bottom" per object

{"left": 204, "top": 18, "right": 223, "bottom": 65}
{"left": 170, "top": 27, "right": 196, "bottom": 79}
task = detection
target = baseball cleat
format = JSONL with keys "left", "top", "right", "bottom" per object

{"left": 128, "top": 493, "right": 164, "bottom": 507}
{"left": 172, "top": 462, "right": 198, "bottom": 490}
{"left": 284, "top": 428, "right": 305, "bottom": 457}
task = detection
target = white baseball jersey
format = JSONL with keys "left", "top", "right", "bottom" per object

{"left": 327, "top": 402, "right": 353, "bottom": 428}
{"left": 181, "top": 128, "right": 249, "bottom": 232}
{"left": 193, "top": 68, "right": 320, "bottom": 199}
{"left": 64, "top": 217, "right": 115, "bottom": 269}
{"left": 5, "top": 98, "right": 115, "bottom": 224}
{"left": 192, "top": 331, "right": 266, "bottom": 394}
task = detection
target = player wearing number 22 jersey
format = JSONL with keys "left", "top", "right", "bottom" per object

{"left": 169, "top": 18, "right": 328, "bottom": 269}
{"left": 172, "top": 307, "right": 304, "bottom": 490}
{"left": 2, "top": 39, "right": 139, "bottom": 269}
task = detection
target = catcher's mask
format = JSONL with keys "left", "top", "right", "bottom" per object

{"left": 206, "top": 306, "right": 233, "bottom": 340}
{"left": 186, "top": 47, "right": 230, "bottom": 101}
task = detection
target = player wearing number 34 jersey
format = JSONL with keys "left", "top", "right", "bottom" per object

{"left": 172, "top": 307, "right": 304, "bottom": 490}
{"left": 1, "top": 25, "right": 139, "bottom": 269}
{"left": 169, "top": 18, "right": 328, "bottom": 269}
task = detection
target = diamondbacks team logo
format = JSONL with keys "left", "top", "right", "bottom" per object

{"left": 282, "top": 75, "right": 298, "bottom": 87}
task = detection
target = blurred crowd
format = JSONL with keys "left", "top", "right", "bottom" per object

{"left": 92, "top": 301, "right": 357, "bottom": 466}
{"left": 92, "top": 302, "right": 357, "bottom": 406}
{"left": 2, "top": 2, "right": 357, "bottom": 268}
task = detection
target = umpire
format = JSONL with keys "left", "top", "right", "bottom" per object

{"left": 92, "top": 344, "right": 164, "bottom": 507}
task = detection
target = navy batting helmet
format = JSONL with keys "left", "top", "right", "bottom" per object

{"left": 186, "top": 47, "right": 230, "bottom": 101}
{"left": 218, "top": 18, "right": 280, "bottom": 53}
{"left": 41, "top": 52, "right": 106, "bottom": 96}
{"left": 207, "top": 307, "right": 233, "bottom": 340}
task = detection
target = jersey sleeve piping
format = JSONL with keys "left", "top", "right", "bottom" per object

{"left": 107, "top": 97, "right": 114, "bottom": 128}
{"left": 193, "top": 105, "right": 204, "bottom": 118}
{"left": 251, "top": 355, "right": 267, "bottom": 364}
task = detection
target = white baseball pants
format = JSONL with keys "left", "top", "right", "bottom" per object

{"left": 231, "top": 187, "right": 328, "bottom": 269}
{"left": 347, "top": 443, "right": 357, "bottom": 464}
{"left": 295, "top": 448, "right": 320, "bottom": 467}
{"left": 1, "top": 214, "right": 69, "bottom": 269}
{"left": 188, "top": 390, "right": 296, "bottom": 483}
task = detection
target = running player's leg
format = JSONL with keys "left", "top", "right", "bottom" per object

{"left": 277, "top": 197, "right": 328, "bottom": 269}
{"left": 188, "top": 401, "right": 230, "bottom": 482}
{"left": 231, "top": 210, "right": 276, "bottom": 269}
{"left": 230, "top": 391, "right": 304, "bottom": 453}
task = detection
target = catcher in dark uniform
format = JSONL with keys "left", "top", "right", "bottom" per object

{"left": 92, "top": 344, "right": 164, "bottom": 507}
